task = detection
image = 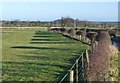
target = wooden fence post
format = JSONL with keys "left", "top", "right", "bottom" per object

{"left": 86, "top": 49, "right": 89, "bottom": 70}
{"left": 82, "top": 52, "right": 84, "bottom": 79}
{"left": 79, "top": 35, "right": 81, "bottom": 40}
{"left": 68, "top": 70, "right": 74, "bottom": 83}
{"left": 76, "top": 59, "right": 78, "bottom": 82}
{"left": 85, "top": 49, "right": 90, "bottom": 81}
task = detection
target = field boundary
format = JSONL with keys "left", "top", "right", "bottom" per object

{"left": 59, "top": 49, "right": 89, "bottom": 82}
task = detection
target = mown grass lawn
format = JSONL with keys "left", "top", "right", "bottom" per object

{"left": 2, "top": 29, "right": 89, "bottom": 81}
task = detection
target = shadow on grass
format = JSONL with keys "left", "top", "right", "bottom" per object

{"left": 11, "top": 46, "right": 71, "bottom": 51}
{"left": 2, "top": 61, "right": 69, "bottom": 81}
{"left": 20, "top": 55, "right": 50, "bottom": 60}
{"left": 33, "top": 36, "right": 59, "bottom": 37}
{"left": 31, "top": 39, "right": 61, "bottom": 41}
{"left": 30, "top": 41, "right": 72, "bottom": 44}
{"left": 3, "top": 61, "right": 69, "bottom": 69}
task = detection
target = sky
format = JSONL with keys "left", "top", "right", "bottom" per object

{"left": 1, "top": 2, "right": 118, "bottom": 22}
{"left": 0, "top": 0, "right": 119, "bottom": 2}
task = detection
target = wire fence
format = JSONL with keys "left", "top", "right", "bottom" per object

{"left": 49, "top": 29, "right": 91, "bottom": 82}
{"left": 59, "top": 49, "right": 89, "bottom": 83}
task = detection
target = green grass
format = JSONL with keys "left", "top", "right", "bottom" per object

{"left": 2, "top": 29, "right": 89, "bottom": 81}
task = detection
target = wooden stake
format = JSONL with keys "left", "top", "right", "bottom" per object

{"left": 86, "top": 49, "right": 89, "bottom": 71}
{"left": 82, "top": 53, "right": 84, "bottom": 79}
{"left": 86, "top": 50, "right": 89, "bottom": 64}
{"left": 68, "top": 70, "right": 74, "bottom": 83}
{"left": 76, "top": 59, "right": 78, "bottom": 82}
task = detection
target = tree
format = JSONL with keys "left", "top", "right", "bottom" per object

{"left": 60, "top": 17, "right": 74, "bottom": 27}
{"left": 85, "top": 31, "right": 113, "bottom": 81}
{"left": 61, "top": 17, "right": 65, "bottom": 27}
{"left": 75, "top": 19, "right": 80, "bottom": 27}
{"left": 86, "top": 31, "right": 98, "bottom": 52}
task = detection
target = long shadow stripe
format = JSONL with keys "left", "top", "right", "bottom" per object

{"left": 31, "top": 39, "right": 62, "bottom": 41}
{"left": 11, "top": 46, "right": 72, "bottom": 51}
{"left": 33, "top": 36, "right": 59, "bottom": 37}
{"left": 30, "top": 42, "right": 73, "bottom": 44}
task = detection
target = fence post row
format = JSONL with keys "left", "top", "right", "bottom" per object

{"left": 68, "top": 70, "right": 74, "bottom": 83}
{"left": 81, "top": 52, "right": 84, "bottom": 79}
{"left": 76, "top": 59, "right": 78, "bottom": 83}
{"left": 86, "top": 49, "right": 89, "bottom": 70}
{"left": 60, "top": 50, "right": 90, "bottom": 82}
{"left": 55, "top": 29, "right": 91, "bottom": 82}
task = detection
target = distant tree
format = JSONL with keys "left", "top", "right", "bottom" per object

{"left": 75, "top": 19, "right": 80, "bottom": 27}
{"left": 61, "top": 17, "right": 65, "bottom": 27}
{"left": 60, "top": 17, "right": 74, "bottom": 27}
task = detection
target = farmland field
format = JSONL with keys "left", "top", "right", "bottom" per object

{"left": 2, "top": 29, "right": 89, "bottom": 81}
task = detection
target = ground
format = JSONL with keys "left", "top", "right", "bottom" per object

{"left": 2, "top": 29, "right": 89, "bottom": 81}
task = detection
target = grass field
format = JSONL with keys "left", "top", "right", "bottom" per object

{"left": 2, "top": 29, "right": 89, "bottom": 81}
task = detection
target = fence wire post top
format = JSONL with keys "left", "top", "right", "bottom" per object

{"left": 59, "top": 51, "right": 87, "bottom": 82}
{"left": 76, "top": 59, "right": 78, "bottom": 62}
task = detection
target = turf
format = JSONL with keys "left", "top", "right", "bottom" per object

{"left": 2, "top": 29, "right": 89, "bottom": 81}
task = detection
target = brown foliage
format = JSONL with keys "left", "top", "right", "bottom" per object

{"left": 68, "top": 28, "right": 76, "bottom": 37}
{"left": 85, "top": 31, "right": 113, "bottom": 81}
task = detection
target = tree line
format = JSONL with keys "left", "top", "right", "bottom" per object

{"left": 1, "top": 17, "right": 118, "bottom": 28}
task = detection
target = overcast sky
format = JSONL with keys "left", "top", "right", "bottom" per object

{"left": 1, "top": 2, "right": 118, "bottom": 22}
